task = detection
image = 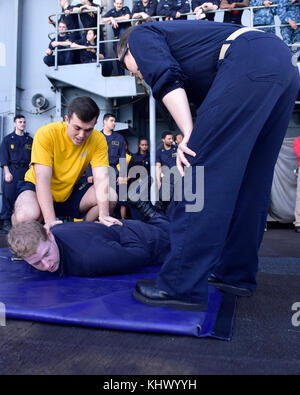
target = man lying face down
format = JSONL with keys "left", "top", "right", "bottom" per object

{"left": 7, "top": 215, "right": 170, "bottom": 276}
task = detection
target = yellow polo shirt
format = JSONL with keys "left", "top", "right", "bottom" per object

{"left": 25, "top": 121, "right": 109, "bottom": 202}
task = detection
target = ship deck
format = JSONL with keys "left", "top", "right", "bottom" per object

{"left": 0, "top": 223, "right": 300, "bottom": 375}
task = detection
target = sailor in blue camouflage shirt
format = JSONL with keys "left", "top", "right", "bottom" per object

{"left": 250, "top": 0, "right": 278, "bottom": 33}
{"left": 278, "top": 0, "right": 300, "bottom": 54}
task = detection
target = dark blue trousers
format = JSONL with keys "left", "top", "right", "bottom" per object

{"left": 156, "top": 33, "right": 299, "bottom": 304}
{"left": 0, "top": 166, "right": 27, "bottom": 220}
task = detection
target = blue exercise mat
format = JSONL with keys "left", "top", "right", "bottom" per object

{"left": 0, "top": 248, "right": 237, "bottom": 340}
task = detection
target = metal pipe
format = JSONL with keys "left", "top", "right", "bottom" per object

{"left": 148, "top": 89, "right": 157, "bottom": 204}
{"left": 55, "top": 12, "right": 59, "bottom": 70}
{"left": 96, "top": 7, "right": 100, "bottom": 68}
{"left": 55, "top": 89, "right": 62, "bottom": 121}
{"left": 11, "top": 0, "right": 20, "bottom": 118}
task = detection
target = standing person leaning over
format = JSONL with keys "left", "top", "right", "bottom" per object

{"left": 12, "top": 96, "right": 121, "bottom": 230}
{"left": 117, "top": 21, "right": 299, "bottom": 311}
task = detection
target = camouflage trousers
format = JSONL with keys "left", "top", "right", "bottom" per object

{"left": 281, "top": 26, "right": 300, "bottom": 54}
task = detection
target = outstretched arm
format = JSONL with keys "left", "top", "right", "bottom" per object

{"left": 92, "top": 166, "right": 122, "bottom": 226}
{"left": 34, "top": 164, "right": 62, "bottom": 229}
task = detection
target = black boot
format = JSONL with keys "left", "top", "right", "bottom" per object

{"left": 128, "top": 197, "right": 158, "bottom": 219}
{"left": 128, "top": 176, "right": 158, "bottom": 218}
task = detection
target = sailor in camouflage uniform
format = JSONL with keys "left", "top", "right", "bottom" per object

{"left": 250, "top": 0, "right": 278, "bottom": 33}
{"left": 278, "top": 0, "right": 300, "bottom": 54}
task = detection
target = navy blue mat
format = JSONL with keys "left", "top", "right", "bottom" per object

{"left": 0, "top": 248, "right": 237, "bottom": 340}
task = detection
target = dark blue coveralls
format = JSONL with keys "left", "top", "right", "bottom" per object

{"left": 43, "top": 34, "right": 73, "bottom": 66}
{"left": 128, "top": 151, "right": 151, "bottom": 218}
{"left": 103, "top": 130, "right": 127, "bottom": 204}
{"left": 101, "top": 130, "right": 127, "bottom": 172}
{"left": 129, "top": 151, "right": 150, "bottom": 174}
{"left": 84, "top": 130, "right": 126, "bottom": 203}
{"left": 75, "top": 33, "right": 112, "bottom": 77}
{"left": 72, "top": 2, "right": 102, "bottom": 29}
{"left": 223, "top": 0, "right": 245, "bottom": 24}
{"left": 156, "top": 0, "right": 191, "bottom": 20}
{"left": 59, "top": 5, "right": 81, "bottom": 41}
{"left": 0, "top": 132, "right": 33, "bottom": 220}
{"left": 71, "top": 3, "right": 103, "bottom": 62}
{"left": 156, "top": 145, "right": 177, "bottom": 169}
{"left": 50, "top": 214, "right": 170, "bottom": 276}
{"left": 191, "top": 0, "right": 220, "bottom": 21}
{"left": 104, "top": 6, "right": 132, "bottom": 74}
{"left": 128, "top": 20, "right": 299, "bottom": 305}
{"left": 156, "top": 145, "right": 177, "bottom": 204}
{"left": 132, "top": 0, "right": 158, "bottom": 16}
{"left": 75, "top": 37, "right": 99, "bottom": 63}
{"left": 74, "top": 36, "right": 112, "bottom": 75}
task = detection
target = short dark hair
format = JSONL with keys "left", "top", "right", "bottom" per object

{"left": 135, "top": 16, "right": 154, "bottom": 26}
{"left": 87, "top": 29, "right": 97, "bottom": 37}
{"left": 14, "top": 115, "right": 25, "bottom": 122}
{"left": 58, "top": 20, "right": 68, "bottom": 27}
{"left": 68, "top": 96, "right": 100, "bottom": 122}
{"left": 103, "top": 113, "right": 116, "bottom": 122}
{"left": 161, "top": 131, "right": 174, "bottom": 140}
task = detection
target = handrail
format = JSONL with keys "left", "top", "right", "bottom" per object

{"left": 49, "top": 4, "right": 300, "bottom": 71}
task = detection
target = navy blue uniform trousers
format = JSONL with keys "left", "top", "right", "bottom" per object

{"left": 1, "top": 166, "right": 28, "bottom": 220}
{"left": 129, "top": 21, "right": 299, "bottom": 305}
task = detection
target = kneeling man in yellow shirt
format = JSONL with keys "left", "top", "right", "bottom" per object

{"left": 12, "top": 96, "right": 121, "bottom": 229}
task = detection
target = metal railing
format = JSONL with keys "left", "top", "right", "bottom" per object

{"left": 48, "top": 4, "right": 300, "bottom": 71}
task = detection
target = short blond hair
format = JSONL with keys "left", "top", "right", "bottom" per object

{"left": 8, "top": 220, "right": 48, "bottom": 258}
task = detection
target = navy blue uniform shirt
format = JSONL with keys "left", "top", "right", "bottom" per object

{"left": 128, "top": 20, "right": 241, "bottom": 106}
{"left": 104, "top": 6, "right": 132, "bottom": 37}
{"left": 48, "top": 34, "right": 71, "bottom": 51}
{"left": 74, "top": 37, "right": 105, "bottom": 62}
{"left": 101, "top": 130, "right": 126, "bottom": 167}
{"left": 59, "top": 5, "right": 80, "bottom": 40}
{"left": 0, "top": 132, "right": 32, "bottom": 168}
{"left": 46, "top": 34, "right": 73, "bottom": 65}
{"left": 156, "top": 145, "right": 177, "bottom": 168}
{"left": 223, "top": 0, "right": 244, "bottom": 24}
{"left": 52, "top": 218, "right": 169, "bottom": 276}
{"left": 72, "top": 2, "right": 101, "bottom": 28}
{"left": 156, "top": 0, "right": 190, "bottom": 18}
{"left": 132, "top": 0, "right": 158, "bottom": 16}
{"left": 129, "top": 151, "right": 150, "bottom": 173}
